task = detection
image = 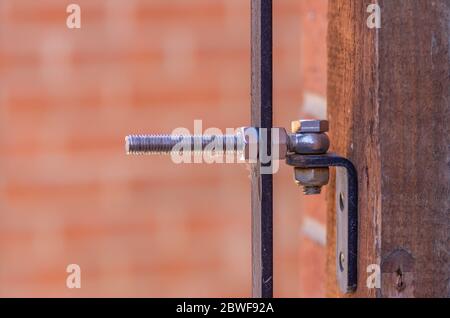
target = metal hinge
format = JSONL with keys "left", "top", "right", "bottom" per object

{"left": 125, "top": 119, "right": 358, "bottom": 294}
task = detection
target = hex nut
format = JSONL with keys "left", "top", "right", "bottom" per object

{"left": 294, "top": 167, "right": 330, "bottom": 187}
{"left": 289, "top": 132, "right": 330, "bottom": 155}
{"left": 236, "top": 127, "right": 259, "bottom": 162}
{"left": 291, "top": 120, "right": 329, "bottom": 134}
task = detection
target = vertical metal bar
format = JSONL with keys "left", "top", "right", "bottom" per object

{"left": 251, "top": 0, "right": 273, "bottom": 298}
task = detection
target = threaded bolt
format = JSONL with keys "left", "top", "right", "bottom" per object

{"left": 302, "top": 186, "right": 322, "bottom": 195}
{"left": 126, "top": 121, "right": 331, "bottom": 196}
{"left": 125, "top": 134, "right": 240, "bottom": 155}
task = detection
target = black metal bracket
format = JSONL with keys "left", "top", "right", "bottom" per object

{"left": 285, "top": 153, "right": 358, "bottom": 293}
{"left": 251, "top": 0, "right": 273, "bottom": 298}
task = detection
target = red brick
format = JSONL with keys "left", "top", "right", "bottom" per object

{"left": 0, "top": 0, "right": 328, "bottom": 297}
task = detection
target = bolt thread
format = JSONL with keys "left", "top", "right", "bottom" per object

{"left": 302, "top": 186, "right": 322, "bottom": 195}
{"left": 125, "top": 135, "right": 239, "bottom": 155}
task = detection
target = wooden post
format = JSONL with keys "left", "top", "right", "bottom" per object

{"left": 251, "top": 0, "right": 273, "bottom": 298}
{"left": 327, "top": 0, "right": 450, "bottom": 297}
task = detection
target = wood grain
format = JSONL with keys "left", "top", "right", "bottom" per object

{"left": 327, "top": 0, "right": 450, "bottom": 297}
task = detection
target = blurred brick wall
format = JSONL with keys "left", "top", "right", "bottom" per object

{"left": 0, "top": 0, "right": 327, "bottom": 297}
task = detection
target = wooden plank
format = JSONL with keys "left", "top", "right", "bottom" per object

{"left": 327, "top": 0, "right": 450, "bottom": 297}
{"left": 251, "top": 0, "right": 273, "bottom": 298}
